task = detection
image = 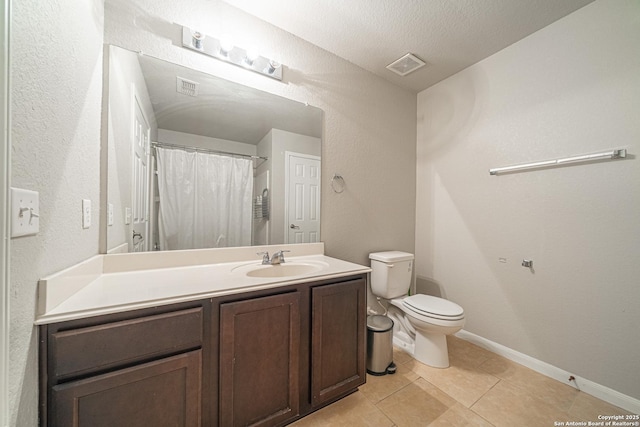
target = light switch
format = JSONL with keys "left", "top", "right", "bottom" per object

{"left": 125, "top": 207, "right": 132, "bottom": 225}
{"left": 82, "top": 199, "right": 91, "bottom": 229}
{"left": 11, "top": 187, "right": 40, "bottom": 237}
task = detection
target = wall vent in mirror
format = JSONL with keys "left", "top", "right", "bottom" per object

{"left": 176, "top": 76, "right": 199, "bottom": 97}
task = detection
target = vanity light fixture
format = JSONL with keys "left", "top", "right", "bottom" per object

{"left": 266, "top": 59, "right": 280, "bottom": 75}
{"left": 219, "top": 35, "right": 234, "bottom": 57}
{"left": 244, "top": 47, "right": 259, "bottom": 66}
{"left": 191, "top": 30, "right": 205, "bottom": 50}
{"left": 182, "top": 26, "right": 283, "bottom": 81}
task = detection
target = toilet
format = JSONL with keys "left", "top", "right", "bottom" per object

{"left": 369, "top": 251, "right": 465, "bottom": 368}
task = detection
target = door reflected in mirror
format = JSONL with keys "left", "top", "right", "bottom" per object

{"left": 105, "top": 46, "right": 323, "bottom": 253}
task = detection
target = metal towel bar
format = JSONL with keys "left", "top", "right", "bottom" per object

{"left": 489, "top": 149, "right": 627, "bottom": 175}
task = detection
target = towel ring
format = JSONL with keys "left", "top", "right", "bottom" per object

{"left": 331, "top": 174, "right": 345, "bottom": 193}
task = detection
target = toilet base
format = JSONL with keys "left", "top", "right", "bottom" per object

{"left": 392, "top": 329, "right": 451, "bottom": 368}
{"left": 414, "top": 331, "right": 450, "bottom": 368}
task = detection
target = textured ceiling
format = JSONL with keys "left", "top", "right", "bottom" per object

{"left": 222, "top": 0, "right": 595, "bottom": 92}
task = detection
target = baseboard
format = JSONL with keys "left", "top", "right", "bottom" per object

{"left": 455, "top": 330, "right": 640, "bottom": 415}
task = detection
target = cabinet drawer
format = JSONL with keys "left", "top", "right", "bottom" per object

{"left": 51, "top": 307, "right": 203, "bottom": 380}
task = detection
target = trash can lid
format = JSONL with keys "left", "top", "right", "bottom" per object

{"left": 367, "top": 315, "right": 393, "bottom": 332}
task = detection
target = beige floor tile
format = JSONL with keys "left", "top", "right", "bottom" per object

{"left": 448, "top": 336, "right": 495, "bottom": 368}
{"left": 393, "top": 346, "right": 413, "bottom": 365}
{"left": 471, "top": 380, "right": 568, "bottom": 427}
{"left": 411, "top": 377, "right": 458, "bottom": 407}
{"left": 377, "top": 379, "right": 455, "bottom": 426}
{"left": 479, "top": 356, "right": 579, "bottom": 412}
{"left": 290, "top": 391, "right": 393, "bottom": 427}
{"left": 408, "top": 356, "right": 500, "bottom": 408}
{"left": 359, "top": 362, "right": 420, "bottom": 403}
{"left": 429, "top": 403, "right": 495, "bottom": 427}
{"left": 568, "top": 391, "right": 632, "bottom": 422}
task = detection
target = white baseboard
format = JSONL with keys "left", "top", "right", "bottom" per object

{"left": 455, "top": 330, "right": 640, "bottom": 415}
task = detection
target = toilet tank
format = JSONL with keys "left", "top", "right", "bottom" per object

{"left": 369, "top": 251, "right": 414, "bottom": 299}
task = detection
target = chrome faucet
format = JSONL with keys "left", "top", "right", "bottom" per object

{"left": 257, "top": 250, "right": 290, "bottom": 265}
{"left": 270, "top": 250, "right": 290, "bottom": 265}
{"left": 257, "top": 251, "right": 271, "bottom": 265}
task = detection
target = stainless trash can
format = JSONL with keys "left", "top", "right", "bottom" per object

{"left": 366, "top": 315, "right": 396, "bottom": 375}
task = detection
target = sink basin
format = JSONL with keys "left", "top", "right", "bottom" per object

{"left": 232, "top": 261, "right": 329, "bottom": 278}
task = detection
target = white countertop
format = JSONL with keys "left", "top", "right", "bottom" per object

{"left": 36, "top": 243, "right": 370, "bottom": 325}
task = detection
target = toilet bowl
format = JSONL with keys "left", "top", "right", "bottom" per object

{"left": 389, "top": 294, "right": 464, "bottom": 368}
{"left": 369, "top": 251, "right": 465, "bottom": 368}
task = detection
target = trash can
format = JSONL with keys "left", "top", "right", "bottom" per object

{"left": 366, "top": 315, "right": 396, "bottom": 375}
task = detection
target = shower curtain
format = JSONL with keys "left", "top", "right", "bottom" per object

{"left": 156, "top": 147, "right": 253, "bottom": 250}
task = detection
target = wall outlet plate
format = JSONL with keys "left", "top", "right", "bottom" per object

{"left": 107, "top": 203, "right": 114, "bottom": 226}
{"left": 11, "top": 187, "right": 40, "bottom": 237}
{"left": 82, "top": 199, "right": 91, "bottom": 229}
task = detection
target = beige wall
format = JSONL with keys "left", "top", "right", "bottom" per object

{"left": 9, "top": 0, "right": 105, "bottom": 425}
{"left": 416, "top": 0, "right": 640, "bottom": 402}
{"left": 106, "top": 46, "right": 157, "bottom": 252}
{"left": 8, "top": 0, "right": 416, "bottom": 423}
{"left": 103, "top": 0, "right": 417, "bottom": 266}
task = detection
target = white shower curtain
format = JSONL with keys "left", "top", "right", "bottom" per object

{"left": 156, "top": 147, "right": 253, "bottom": 250}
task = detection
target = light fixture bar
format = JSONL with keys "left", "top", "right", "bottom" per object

{"left": 489, "top": 149, "right": 627, "bottom": 175}
{"left": 181, "top": 26, "right": 282, "bottom": 81}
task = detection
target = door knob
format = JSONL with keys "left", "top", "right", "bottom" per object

{"left": 290, "top": 224, "right": 300, "bottom": 229}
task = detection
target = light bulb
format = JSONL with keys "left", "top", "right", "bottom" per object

{"left": 191, "top": 30, "right": 205, "bottom": 50}
{"left": 244, "top": 47, "right": 260, "bottom": 66}
{"left": 267, "top": 59, "right": 281, "bottom": 74}
{"left": 219, "top": 35, "right": 234, "bottom": 56}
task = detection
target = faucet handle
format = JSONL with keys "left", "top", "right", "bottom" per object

{"left": 256, "top": 251, "right": 270, "bottom": 264}
{"left": 273, "top": 250, "right": 291, "bottom": 263}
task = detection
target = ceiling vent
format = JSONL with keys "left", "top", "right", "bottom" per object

{"left": 176, "top": 76, "right": 199, "bottom": 96}
{"left": 386, "top": 53, "right": 426, "bottom": 76}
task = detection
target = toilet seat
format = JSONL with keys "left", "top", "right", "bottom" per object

{"left": 402, "top": 295, "right": 464, "bottom": 321}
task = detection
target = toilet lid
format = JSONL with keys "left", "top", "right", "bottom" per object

{"left": 403, "top": 294, "right": 464, "bottom": 319}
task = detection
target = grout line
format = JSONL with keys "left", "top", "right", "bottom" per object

{"left": 469, "top": 378, "right": 502, "bottom": 409}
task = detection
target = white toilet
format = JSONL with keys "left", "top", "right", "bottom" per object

{"left": 369, "top": 251, "right": 465, "bottom": 368}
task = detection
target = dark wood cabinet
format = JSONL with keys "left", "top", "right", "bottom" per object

{"left": 311, "top": 279, "right": 366, "bottom": 407}
{"left": 40, "top": 273, "right": 367, "bottom": 427}
{"left": 51, "top": 350, "right": 202, "bottom": 427}
{"left": 219, "top": 292, "right": 301, "bottom": 427}
{"left": 40, "top": 302, "right": 210, "bottom": 427}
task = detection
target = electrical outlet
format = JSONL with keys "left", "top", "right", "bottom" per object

{"left": 107, "top": 203, "right": 114, "bottom": 226}
{"left": 11, "top": 187, "right": 40, "bottom": 237}
{"left": 82, "top": 199, "right": 91, "bottom": 229}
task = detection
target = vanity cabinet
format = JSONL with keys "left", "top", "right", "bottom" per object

{"left": 51, "top": 350, "right": 202, "bottom": 427}
{"left": 219, "top": 292, "right": 301, "bottom": 427}
{"left": 40, "top": 302, "right": 210, "bottom": 427}
{"left": 39, "top": 273, "right": 366, "bottom": 427}
{"left": 310, "top": 279, "right": 366, "bottom": 407}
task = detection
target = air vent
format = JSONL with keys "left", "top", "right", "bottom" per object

{"left": 176, "top": 76, "right": 199, "bottom": 96}
{"left": 386, "top": 53, "right": 426, "bottom": 76}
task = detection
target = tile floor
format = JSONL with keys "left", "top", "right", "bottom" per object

{"left": 292, "top": 336, "right": 633, "bottom": 426}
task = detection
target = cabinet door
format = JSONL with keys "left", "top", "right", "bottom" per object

{"left": 51, "top": 350, "right": 201, "bottom": 427}
{"left": 219, "top": 292, "right": 300, "bottom": 427}
{"left": 311, "top": 278, "right": 366, "bottom": 406}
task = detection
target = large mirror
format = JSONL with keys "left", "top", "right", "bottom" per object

{"left": 105, "top": 46, "right": 323, "bottom": 253}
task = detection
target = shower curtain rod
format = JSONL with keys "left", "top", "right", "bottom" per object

{"left": 151, "top": 141, "right": 268, "bottom": 163}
